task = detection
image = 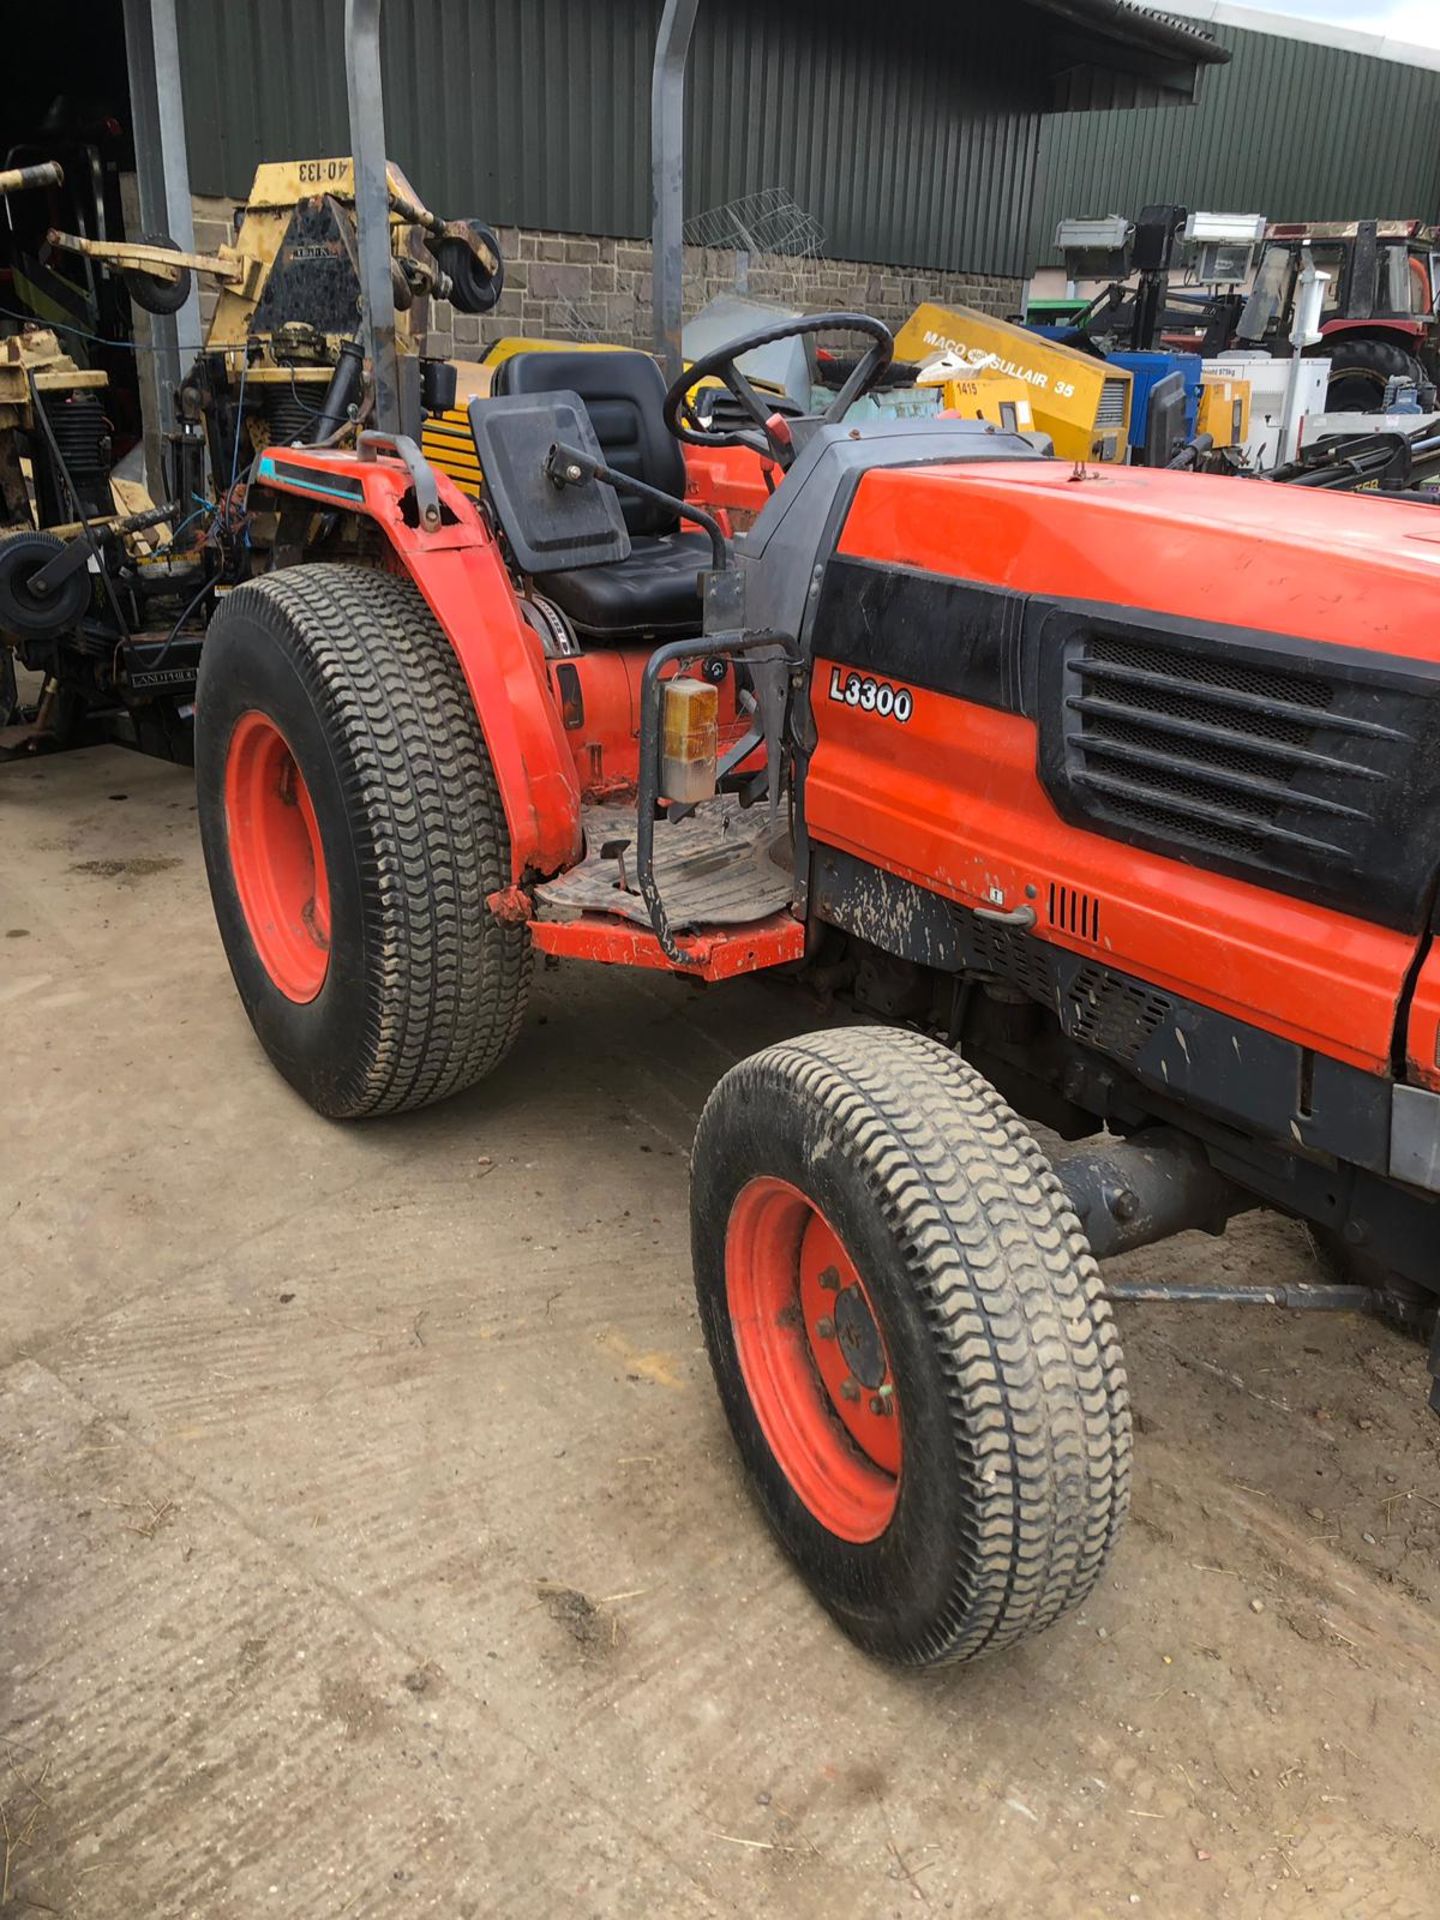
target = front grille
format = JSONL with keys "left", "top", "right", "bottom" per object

{"left": 1095, "top": 378, "right": 1128, "bottom": 428}
{"left": 1063, "top": 633, "right": 1398, "bottom": 865}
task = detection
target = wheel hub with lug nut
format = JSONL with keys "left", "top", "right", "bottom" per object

{"left": 725, "top": 1176, "right": 902, "bottom": 1542}
{"left": 833, "top": 1281, "right": 887, "bottom": 1389}
{"left": 223, "top": 710, "right": 331, "bottom": 1004}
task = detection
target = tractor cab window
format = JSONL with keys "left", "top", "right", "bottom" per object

{"left": 1404, "top": 249, "right": 1432, "bottom": 316}
{"left": 1308, "top": 244, "right": 1349, "bottom": 315}
{"left": 1372, "top": 245, "right": 1421, "bottom": 317}
{"left": 1238, "top": 243, "right": 1295, "bottom": 338}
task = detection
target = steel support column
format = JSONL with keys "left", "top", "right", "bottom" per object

{"left": 345, "top": 0, "right": 403, "bottom": 437}
{"left": 121, "top": 0, "right": 202, "bottom": 495}
{"left": 651, "top": 0, "right": 700, "bottom": 384}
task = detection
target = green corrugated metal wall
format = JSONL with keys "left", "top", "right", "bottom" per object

{"left": 175, "top": 0, "right": 1051, "bottom": 275}
{"left": 1029, "top": 20, "right": 1440, "bottom": 266}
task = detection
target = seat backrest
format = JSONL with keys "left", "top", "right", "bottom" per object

{"left": 491, "top": 350, "right": 684, "bottom": 537}
{"left": 468, "top": 390, "right": 630, "bottom": 576}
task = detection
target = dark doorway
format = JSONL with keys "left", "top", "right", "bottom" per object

{"left": 1, "top": 1, "right": 142, "bottom": 455}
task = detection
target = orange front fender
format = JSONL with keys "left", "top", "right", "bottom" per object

{"left": 251, "top": 446, "right": 582, "bottom": 881}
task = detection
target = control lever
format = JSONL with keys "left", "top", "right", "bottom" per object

{"left": 545, "top": 440, "right": 729, "bottom": 573}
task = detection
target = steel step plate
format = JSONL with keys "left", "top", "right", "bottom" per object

{"left": 533, "top": 794, "right": 794, "bottom": 930}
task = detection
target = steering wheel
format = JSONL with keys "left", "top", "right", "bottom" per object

{"left": 662, "top": 312, "right": 894, "bottom": 468}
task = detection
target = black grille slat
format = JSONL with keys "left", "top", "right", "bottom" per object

{"left": 1078, "top": 769, "right": 1351, "bottom": 857}
{"left": 1076, "top": 734, "right": 1371, "bottom": 820}
{"left": 1054, "top": 627, "right": 1408, "bottom": 880}
{"left": 1074, "top": 660, "right": 1407, "bottom": 741}
{"left": 1075, "top": 708, "right": 1384, "bottom": 785}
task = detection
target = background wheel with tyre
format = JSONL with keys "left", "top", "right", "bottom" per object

{"left": 195, "top": 562, "right": 531, "bottom": 1118}
{"left": 1306, "top": 1224, "right": 1436, "bottom": 1343}
{"left": 121, "top": 233, "right": 194, "bottom": 316}
{"left": 691, "top": 1025, "right": 1131, "bottom": 1668}
{"left": 436, "top": 221, "right": 504, "bottom": 315}
{"left": 1322, "top": 337, "right": 1428, "bottom": 412}
{"left": 0, "top": 530, "right": 92, "bottom": 636}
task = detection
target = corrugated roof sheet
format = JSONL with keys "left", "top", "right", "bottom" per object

{"left": 1030, "top": 0, "right": 1229, "bottom": 65}
{"left": 1028, "top": 14, "right": 1440, "bottom": 265}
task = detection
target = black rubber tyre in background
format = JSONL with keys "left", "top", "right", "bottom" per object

{"left": 437, "top": 222, "right": 505, "bottom": 315}
{"left": 1307, "top": 1225, "right": 1437, "bottom": 1344}
{"left": 122, "top": 233, "right": 194, "bottom": 317}
{"left": 0, "top": 530, "right": 93, "bottom": 635}
{"left": 195, "top": 563, "right": 531, "bottom": 1118}
{"left": 691, "top": 1026, "right": 1131, "bottom": 1669}
{"left": 1322, "top": 337, "right": 1429, "bottom": 412}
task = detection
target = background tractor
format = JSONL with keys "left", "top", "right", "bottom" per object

{"left": 1235, "top": 219, "right": 1439, "bottom": 410}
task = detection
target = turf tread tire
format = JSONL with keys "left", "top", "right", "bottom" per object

{"left": 196, "top": 562, "right": 530, "bottom": 1117}
{"left": 0, "top": 530, "right": 92, "bottom": 635}
{"left": 692, "top": 1025, "right": 1130, "bottom": 1667}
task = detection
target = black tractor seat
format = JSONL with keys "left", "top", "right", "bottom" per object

{"left": 488, "top": 348, "right": 709, "bottom": 642}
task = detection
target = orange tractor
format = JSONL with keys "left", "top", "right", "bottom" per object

{"left": 194, "top": 6, "right": 1440, "bottom": 1669}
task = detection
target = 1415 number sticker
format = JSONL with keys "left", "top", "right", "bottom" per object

{"left": 826, "top": 667, "right": 914, "bottom": 723}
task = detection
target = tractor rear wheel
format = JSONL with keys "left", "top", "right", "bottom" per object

{"left": 691, "top": 1026, "right": 1131, "bottom": 1668}
{"left": 195, "top": 563, "right": 530, "bottom": 1117}
{"left": 1323, "top": 337, "right": 1429, "bottom": 412}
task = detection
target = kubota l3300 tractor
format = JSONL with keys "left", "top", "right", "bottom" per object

{"left": 193, "top": 298, "right": 1440, "bottom": 1667}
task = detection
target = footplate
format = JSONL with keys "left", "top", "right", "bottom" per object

{"left": 533, "top": 795, "right": 793, "bottom": 932}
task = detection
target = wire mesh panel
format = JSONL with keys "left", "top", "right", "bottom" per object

{"left": 683, "top": 188, "right": 826, "bottom": 260}
{"left": 684, "top": 189, "right": 830, "bottom": 310}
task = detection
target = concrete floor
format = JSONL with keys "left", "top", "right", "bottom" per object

{"left": 4, "top": 744, "right": 1440, "bottom": 1919}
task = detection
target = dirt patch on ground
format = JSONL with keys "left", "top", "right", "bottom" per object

{"left": 68, "top": 856, "right": 180, "bottom": 880}
{"left": 536, "top": 1581, "right": 626, "bottom": 1659}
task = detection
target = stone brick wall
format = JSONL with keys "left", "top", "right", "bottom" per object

{"left": 426, "top": 225, "right": 1022, "bottom": 359}
{"left": 189, "top": 196, "right": 1020, "bottom": 358}
{"left": 191, "top": 194, "right": 239, "bottom": 336}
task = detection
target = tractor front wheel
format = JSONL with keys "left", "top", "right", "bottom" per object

{"left": 691, "top": 1027, "right": 1131, "bottom": 1667}
{"left": 196, "top": 563, "right": 530, "bottom": 1117}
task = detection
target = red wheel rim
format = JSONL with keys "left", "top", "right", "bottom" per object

{"left": 725, "top": 1176, "right": 901, "bottom": 1543}
{"left": 224, "top": 711, "right": 331, "bottom": 1003}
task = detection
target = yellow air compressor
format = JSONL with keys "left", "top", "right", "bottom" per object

{"left": 896, "top": 302, "right": 1132, "bottom": 462}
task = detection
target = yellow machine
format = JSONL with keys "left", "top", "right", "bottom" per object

{"left": 50, "top": 157, "right": 501, "bottom": 488}
{"left": 1197, "top": 372, "right": 1252, "bottom": 451}
{"left": 914, "top": 358, "right": 1040, "bottom": 435}
{"left": 0, "top": 328, "right": 111, "bottom": 528}
{"left": 896, "top": 301, "right": 1132, "bottom": 462}
{"left": 5, "top": 157, "right": 501, "bottom": 758}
